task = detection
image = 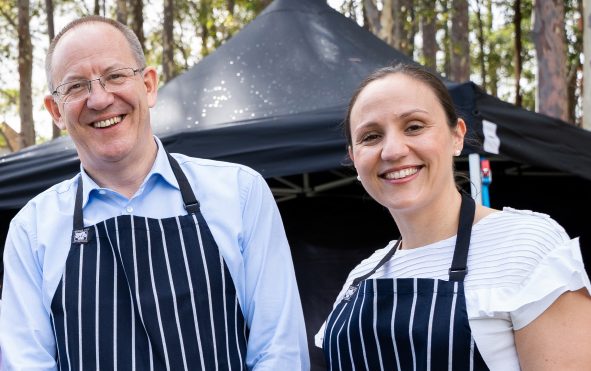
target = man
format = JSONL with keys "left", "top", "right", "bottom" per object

{"left": 0, "top": 16, "right": 309, "bottom": 370}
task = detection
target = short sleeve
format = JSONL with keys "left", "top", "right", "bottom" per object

{"left": 509, "top": 237, "right": 590, "bottom": 329}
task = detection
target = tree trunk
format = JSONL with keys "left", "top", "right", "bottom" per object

{"left": 379, "top": 0, "right": 394, "bottom": 46}
{"left": 94, "top": 0, "right": 100, "bottom": 15}
{"left": 474, "top": 0, "right": 486, "bottom": 90}
{"left": 532, "top": 0, "right": 569, "bottom": 122}
{"left": 567, "top": 0, "right": 583, "bottom": 124}
{"left": 363, "top": 0, "right": 381, "bottom": 34}
{"left": 227, "top": 0, "right": 235, "bottom": 15}
{"left": 450, "top": 0, "right": 470, "bottom": 81}
{"left": 421, "top": 0, "right": 437, "bottom": 70}
{"left": 514, "top": 0, "right": 523, "bottom": 106}
{"left": 0, "top": 122, "right": 21, "bottom": 152}
{"left": 198, "top": 0, "right": 211, "bottom": 56}
{"left": 129, "top": 0, "right": 145, "bottom": 51}
{"left": 162, "top": 0, "right": 175, "bottom": 83}
{"left": 45, "top": 0, "right": 60, "bottom": 139}
{"left": 18, "top": 0, "right": 34, "bottom": 149}
{"left": 45, "top": 0, "right": 54, "bottom": 41}
{"left": 441, "top": 0, "right": 452, "bottom": 78}
{"left": 486, "top": 0, "right": 498, "bottom": 95}
{"left": 116, "top": 0, "right": 128, "bottom": 24}
{"left": 583, "top": 0, "right": 591, "bottom": 129}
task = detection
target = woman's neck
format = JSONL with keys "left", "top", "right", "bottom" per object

{"left": 391, "top": 189, "right": 463, "bottom": 250}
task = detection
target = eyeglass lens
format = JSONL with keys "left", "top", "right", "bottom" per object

{"left": 56, "top": 68, "right": 139, "bottom": 103}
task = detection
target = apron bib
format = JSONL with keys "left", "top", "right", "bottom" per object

{"left": 50, "top": 153, "right": 249, "bottom": 370}
{"left": 323, "top": 194, "right": 490, "bottom": 371}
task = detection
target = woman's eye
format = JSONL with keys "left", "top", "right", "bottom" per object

{"left": 360, "top": 133, "right": 380, "bottom": 143}
{"left": 406, "top": 123, "right": 424, "bottom": 133}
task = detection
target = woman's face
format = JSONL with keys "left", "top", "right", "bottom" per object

{"left": 348, "top": 73, "right": 465, "bottom": 215}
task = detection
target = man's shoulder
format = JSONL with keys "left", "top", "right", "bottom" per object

{"left": 169, "top": 153, "right": 262, "bottom": 180}
{"left": 15, "top": 174, "right": 79, "bottom": 219}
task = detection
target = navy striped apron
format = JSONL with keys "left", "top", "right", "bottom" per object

{"left": 50, "top": 153, "right": 249, "bottom": 370}
{"left": 323, "top": 194, "right": 490, "bottom": 370}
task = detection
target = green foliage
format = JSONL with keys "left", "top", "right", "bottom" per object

{"left": 467, "top": 0, "right": 535, "bottom": 111}
{"left": 139, "top": 0, "right": 268, "bottom": 85}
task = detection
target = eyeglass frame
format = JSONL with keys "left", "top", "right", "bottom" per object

{"left": 50, "top": 66, "right": 146, "bottom": 103}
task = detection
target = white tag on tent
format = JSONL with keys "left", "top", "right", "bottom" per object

{"left": 482, "top": 120, "right": 500, "bottom": 154}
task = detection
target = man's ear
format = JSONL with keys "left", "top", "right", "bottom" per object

{"left": 348, "top": 146, "right": 354, "bottom": 163}
{"left": 44, "top": 95, "right": 66, "bottom": 130}
{"left": 143, "top": 67, "right": 159, "bottom": 108}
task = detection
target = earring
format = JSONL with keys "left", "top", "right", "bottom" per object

{"left": 357, "top": 175, "right": 361, "bottom": 181}
{"left": 454, "top": 149, "right": 462, "bottom": 156}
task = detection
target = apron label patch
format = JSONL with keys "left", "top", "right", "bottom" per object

{"left": 72, "top": 228, "right": 90, "bottom": 244}
{"left": 343, "top": 284, "right": 359, "bottom": 302}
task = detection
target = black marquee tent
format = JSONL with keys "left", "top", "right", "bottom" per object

{"left": 1, "top": 0, "right": 591, "bottom": 369}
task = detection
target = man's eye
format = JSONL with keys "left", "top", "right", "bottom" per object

{"left": 105, "top": 72, "right": 128, "bottom": 83}
{"left": 64, "top": 83, "right": 84, "bottom": 94}
{"left": 106, "top": 73, "right": 124, "bottom": 81}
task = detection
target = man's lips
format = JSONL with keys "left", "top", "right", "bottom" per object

{"left": 92, "top": 114, "right": 124, "bottom": 128}
{"left": 380, "top": 166, "right": 422, "bottom": 180}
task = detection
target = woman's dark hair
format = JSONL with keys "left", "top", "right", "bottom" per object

{"left": 344, "top": 63, "right": 459, "bottom": 147}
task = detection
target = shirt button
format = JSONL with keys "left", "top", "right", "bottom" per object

{"left": 126, "top": 206, "right": 133, "bottom": 213}
{"left": 98, "top": 190, "right": 106, "bottom": 195}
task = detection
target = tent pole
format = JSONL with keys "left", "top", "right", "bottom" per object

{"left": 468, "top": 153, "right": 482, "bottom": 205}
{"left": 480, "top": 157, "right": 492, "bottom": 207}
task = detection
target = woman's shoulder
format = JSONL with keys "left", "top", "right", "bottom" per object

{"left": 465, "top": 207, "right": 574, "bottom": 289}
{"left": 473, "top": 207, "right": 570, "bottom": 250}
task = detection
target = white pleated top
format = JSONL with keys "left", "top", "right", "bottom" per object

{"left": 316, "top": 208, "right": 591, "bottom": 371}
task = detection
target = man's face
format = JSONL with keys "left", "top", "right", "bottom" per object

{"left": 44, "top": 22, "right": 158, "bottom": 174}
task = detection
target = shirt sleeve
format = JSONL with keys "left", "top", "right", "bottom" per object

{"left": 509, "top": 237, "right": 591, "bottom": 330}
{"left": 239, "top": 173, "right": 310, "bottom": 370}
{"left": 0, "top": 214, "right": 58, "bottom": 370}
{"left": 466, "top": 209, "right": 591, "bottom": 331}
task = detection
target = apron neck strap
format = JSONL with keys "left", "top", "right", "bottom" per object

{"left": 351, "top": 240, "right": 402, "bottom": 287}
{"left": 348, "top": 192, "right": 476, "bottom": 286}
{"left": 166, "top": 152, "right": 200, "bottom": 214}
{"left": 448, "top": 192, "right": 476, "bottom": 282}
{"left": 73, "top": 176, "right": 85, "bottom": 231}
{"left": 72, "top": 152, "right": 201, "bottom": 234}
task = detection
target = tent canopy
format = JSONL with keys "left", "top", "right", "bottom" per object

{"left": 1, "top": 0, "right": 590, "bottom": 210}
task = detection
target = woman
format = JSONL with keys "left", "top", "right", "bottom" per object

{"left": 316, "top": 64, "right": 591, "bottom": 370}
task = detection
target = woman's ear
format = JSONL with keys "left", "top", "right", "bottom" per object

{"left": 454, "top": 118, "right": 467, "bottom": 152}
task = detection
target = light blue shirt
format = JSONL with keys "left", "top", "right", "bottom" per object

{"left": 0, "top": 137, "right": 309, "bottom": 370}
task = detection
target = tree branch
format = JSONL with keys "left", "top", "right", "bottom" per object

{"left": 0, "top": 6, "right": 17, "bottom": 30}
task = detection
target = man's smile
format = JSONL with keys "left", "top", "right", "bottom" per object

{"left": 93, "top": 114, "right": 124, "bottom": 128}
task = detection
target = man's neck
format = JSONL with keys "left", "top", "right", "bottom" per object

{"left": 83, "top": 139, "right": 159, "bottom": 199}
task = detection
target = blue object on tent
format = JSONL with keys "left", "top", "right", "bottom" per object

{"left": 480, "top": 157, "right": 492, "bottom": 207}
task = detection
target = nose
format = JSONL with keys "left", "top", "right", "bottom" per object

{"left": 85, "top": 79, "right": 114, "bottom": 110}
{"left": 380, "top": 130, "right": 408, "bottom": 161}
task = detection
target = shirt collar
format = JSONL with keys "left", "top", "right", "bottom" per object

{"left": 80, "top": 136, "right": 180, "bottom": 208}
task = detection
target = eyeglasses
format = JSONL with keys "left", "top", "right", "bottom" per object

{"left": 51, "top": 67, "right": 145, "bottom": 103}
